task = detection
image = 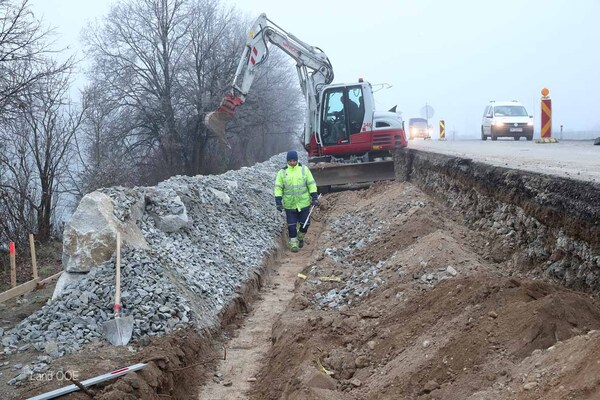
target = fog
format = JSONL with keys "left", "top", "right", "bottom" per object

{"left": 31, "top": 0, "right": 600, "bottom": 139}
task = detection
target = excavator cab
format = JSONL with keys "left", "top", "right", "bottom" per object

{"left": 319, "top": 85, "right": 368, "bottom": 147}
{"left": 310, "top": 81, "right": 404, "bottom": 192}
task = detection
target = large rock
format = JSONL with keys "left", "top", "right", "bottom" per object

{"left": 62, "top": 191, "right": 148, "bottom": 273}
{"left": 145, "top": 188, "right": 189, "bottom": 233}
{"left": 594, "top": 137, "right": 600, "bottom": 145}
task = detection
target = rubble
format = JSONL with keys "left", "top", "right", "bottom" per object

{"left": 5, "top": 152, "right": 300, "bottom": 357}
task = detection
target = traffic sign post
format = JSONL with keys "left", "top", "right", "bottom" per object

{"left": 537, "top": 87, "right": 558, "bottom": 143}
{"left": 439, "top": 120, "right": 446, "bottom": 141}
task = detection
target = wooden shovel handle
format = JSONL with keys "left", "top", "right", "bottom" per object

{"left": 114, "top": 232, "right": 121, "bottom": 312}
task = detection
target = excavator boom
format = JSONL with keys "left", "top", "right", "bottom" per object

{"left": 205, "top": 13, "right": 407, "bottom": 191}
{"left": 205, "top": 13, "right": 333, "bottom": 143}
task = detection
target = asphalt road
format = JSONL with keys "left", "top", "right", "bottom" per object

{"left": 406, "top": 139, "right": 600, "bottom": 183}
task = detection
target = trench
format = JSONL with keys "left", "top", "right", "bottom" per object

{"left": 88, "top": 148, "right": 600, "bottom": 399}
{"left": 196, "top": 219, "right": 324, "bottom": 399}
{"left": 80, "top": 221, "right": 323, "bottom": 400}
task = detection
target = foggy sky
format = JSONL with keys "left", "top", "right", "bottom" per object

{"left": 30, "top": 0, "right": 600, "bottom": 138}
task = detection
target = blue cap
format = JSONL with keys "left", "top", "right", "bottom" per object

{"left": 286, "top": 150, "right": 298, "bottom": 161}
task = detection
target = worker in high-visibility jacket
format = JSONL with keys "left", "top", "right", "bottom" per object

{"left": 274, "top": 150, "right": 319, "bottom": 252}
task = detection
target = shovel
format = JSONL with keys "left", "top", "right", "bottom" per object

{"left": 103, "top": 232, "right": 134, "bottom": 346}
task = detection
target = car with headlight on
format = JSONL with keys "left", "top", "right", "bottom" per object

{"left": 481, "top": 101, "right": 534, "bottom": 141}
{"left": 408, "top": 117, "right": 431, "bottom": 140}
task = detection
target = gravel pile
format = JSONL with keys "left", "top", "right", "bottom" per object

{"left": 4, "top": 152, "right": 300, "bottom": 357}
{"left": 309, "top": 205, "right": 386, "bottom": 309}
{"left": 310, "top": 199, "right": 451, "bottom": 309}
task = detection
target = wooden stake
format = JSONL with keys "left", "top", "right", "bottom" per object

{"left": 9, "top": 242, "right": 16, "bottom": 288}
{"left": 29, "top": 234, "right": 38, "bottom": 280}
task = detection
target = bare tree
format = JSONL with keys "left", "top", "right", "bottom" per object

{"left": 226, "top": 52, "right": 303, "bottom": 166}
{"left": 82, "top": 0, "right": 193, "bottom": 181}
{"left": 180, "top": 4, "right": 303, "bottom": 171}
{"left": 178, "top": 0, "right": 242, "bottom": 174}
{"left": 0, "top": 61, "right": 81, "bottom": 243}
{"left": 67, "top": 85, "right": 141, "bottom": 198}
{"left": 79, "top": 0, "right": 303, "bottom": 186}
{"left": 0, "top": 0, "right": 69, "bottom": 121}
{"left": 174, "top": 2, "right": 303, "bottom": 172}
{"left": 0, "top": 0, "right": 79, "bottom": 244}
{"left": 0, "top": 123, "right": 35, "bottom": 243}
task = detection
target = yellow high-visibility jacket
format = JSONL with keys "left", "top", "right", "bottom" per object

{"left": 274, "top": 164, "right": 317, "bottom": 211}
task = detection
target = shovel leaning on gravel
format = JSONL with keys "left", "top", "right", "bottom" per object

{"left": 103, "top": 232, "right": 134, "bottom": 346}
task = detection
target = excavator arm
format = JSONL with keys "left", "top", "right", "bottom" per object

{"left": 204, "top": 13, "right": 334, "bottom": 144}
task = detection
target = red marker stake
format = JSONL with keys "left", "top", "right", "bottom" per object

{"left": 9, "top": 242, "right": 16, "bottom": 287}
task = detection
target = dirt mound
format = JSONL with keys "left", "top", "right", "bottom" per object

{"left": 249, "top": 181, "right": 600, "bottom": 400}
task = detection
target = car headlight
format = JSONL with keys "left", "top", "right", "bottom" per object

{"left": 493, "top": 120, "right": 504, "bottom": 126}
{"left": 527, "top": 120, "right": 534, "bottom": 126}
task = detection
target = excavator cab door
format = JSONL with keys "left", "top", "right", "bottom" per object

{"left": 319, "top": 84, "right": 369, "bottom": 147}
{"left": 321, "top": 89, "right": 348, "bottom": 146}
{"left": 346, "top": 86, "right": 365, "bottom": 135}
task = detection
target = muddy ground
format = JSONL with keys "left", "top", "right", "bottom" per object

{"left": 3, "top": 180, "right": 600, "bottom": 399}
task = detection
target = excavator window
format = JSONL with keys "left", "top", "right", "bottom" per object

{"left": 322, "top": 90, "right": 348, "bottom": 145}
{"left": 321, "top": 86, "right": 366, "bottom": 145}
{"left": 346, "top": 86, "right": 364, "bottom": 134}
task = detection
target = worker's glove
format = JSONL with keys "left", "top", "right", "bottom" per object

{"left": 275, "top": 197, "right": 283, "bottom": 212}
{"left": 311, "top": 195, "right": 319, "bottom": 207}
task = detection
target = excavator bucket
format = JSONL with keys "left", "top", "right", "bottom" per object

{"left": 204, "top": 93, "right": 244, "bottom": 146}
{"left": 204, "top": 111, "right": 233, "bottom": 142}
{"left": 311, "top": 159, "right": 396, "bottom": 191}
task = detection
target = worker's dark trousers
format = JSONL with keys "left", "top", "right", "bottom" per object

{"left": 285, "top": 206, "right": 310, "bottom": 239}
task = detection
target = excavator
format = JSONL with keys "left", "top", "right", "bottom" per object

{"left": 205, "top": 13, "right": 407, "bottom": 191}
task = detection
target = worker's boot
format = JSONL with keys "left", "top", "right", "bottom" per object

{"left": 289, "top": 238, "right": 299, "bottom": 253}
{"left": 297, "top": 232, "right": 305, "bottom": 248}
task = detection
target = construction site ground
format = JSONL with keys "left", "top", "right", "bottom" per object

{"left": 3, "top": 179, "right": 600, "bottom": 399}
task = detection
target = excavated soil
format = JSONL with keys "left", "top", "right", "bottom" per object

{"left": 4, "top": 179, "right": 600, "bottom": 400}
{"left": 247, "top": 181, "right": 600, "bottom": 400}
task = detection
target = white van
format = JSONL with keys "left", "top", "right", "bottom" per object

{"left": 481, "top": 101, "right": 534, "bottom": 141}
{"left": 408, "top": 117, "right": 431, "bottom": 140}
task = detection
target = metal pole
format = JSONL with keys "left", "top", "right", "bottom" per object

{"left": 27, "top": 363, "right": 147, "bottom": 400}
{"left": 560, "top": 125, "right": 563, "bottom": 140}
{"left": 302, "top": 194, "right": 322, "bottom": 229}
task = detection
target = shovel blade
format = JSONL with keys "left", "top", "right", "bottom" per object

{"left": 103, "top": 316, "right": 134, "bottom": 346}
